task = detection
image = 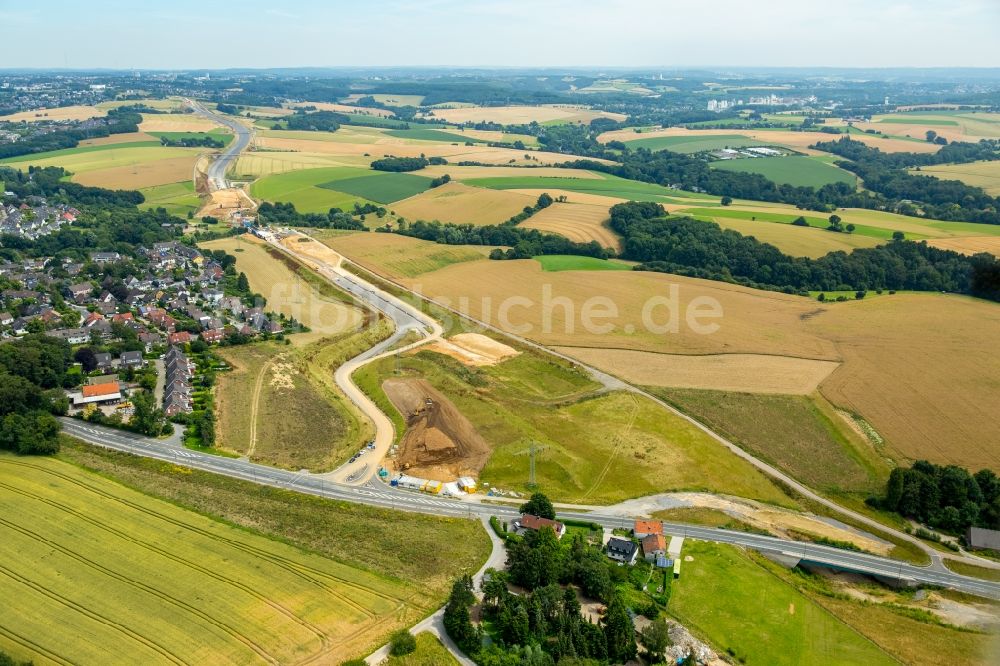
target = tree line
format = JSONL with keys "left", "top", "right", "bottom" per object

{"left": 0, "top": 335, "right": 73, "bottom": 455}
{"left": 609, "top": 201, "right": 1000, "bottom": 301}
{"left": 255, "top": 202, "right": 366, "bottom": 230}
{"left": 0, "top": 108, "right": 142, "bottom": 160}
{"left": 871, "top": 461, "right": 1000, "bottom": 535}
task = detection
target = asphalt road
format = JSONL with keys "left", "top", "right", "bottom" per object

{"left": 185, "top": 99, "right": 253, "bottom": 191}
{"left": 60, "top": 418, "right": 1000, "bottom": 600}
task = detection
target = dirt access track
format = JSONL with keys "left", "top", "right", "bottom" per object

{"left": 383, "top": 378, "right": 490, "bottom": 481}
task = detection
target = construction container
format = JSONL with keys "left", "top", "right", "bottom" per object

{"left": 394, "top": 475, "right": 427, "bottom": 491}
{"left": 457, "top": 476, "right": 477, "bottom": 493}
{"left": 422, "top": 480, "right": 443, "bottom": 494}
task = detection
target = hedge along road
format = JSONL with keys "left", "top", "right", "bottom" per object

{"left": 188, "top": 97, "right": 996, "bottom": 578}
{"left": 59, "top": 419, "right": 1000, "bottom": 600}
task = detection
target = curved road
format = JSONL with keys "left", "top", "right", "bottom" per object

{"left": 185, "top": 99, "right": 253, "bottom": 191}
{"left": 59, "top": 419, "right": 1000, "bottom": 600}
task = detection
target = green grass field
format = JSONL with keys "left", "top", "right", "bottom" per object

{"left": 251, "top": 167, "right": 374, "bottom": 212}
{"left": 0, "top": 139, "right": 162, "bottom": 164}
{"left": 385, "top": 633, "right": 459, "bottom": 665}
{"left": 670, "top": 541, "right": 897, "bottom": 666}
{"left": 138, "top": 180, "right": 201, "bottom": 217}
{"left": 534, "top": 255, "right": 633, "bottom": 272}
{"left": 623, "top": 134, "right": 767, "bottom": 153}
{"left": 653, "top": 388, "right": 889, "bottom": 494}
{"left": 465, "top": 172, "right": 711, "bottom": 204}
{"left": 319, "top": 171, "right": 432, "bottom": 204}
{"left": 0, "top": 453, "right": 447, "bottom": 665}
{"left": 356, "top": 348, "right": 793, "bottom": 506}
{"left": 385, "top": 128, "right": 481, "bottom": 143}
{"left": 878, "top": 116, "right": 959, "bottom": 126}
{"left": 678, "top": 207, "right": 907, "bottom": 241}
{"left": 710, "top": 156, "right": 857, "bottom": 188}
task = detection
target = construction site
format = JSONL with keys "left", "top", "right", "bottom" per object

{"left": 382, "top": 377, "right": 491, "bottom": 482}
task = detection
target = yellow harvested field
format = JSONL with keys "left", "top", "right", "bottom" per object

{"left": 1, "top": 105, "right": 106, "bottom": 122}
{"left": 139, "top": 113, "right": 222, "bottom": 133}
{"left": 380, "top": 255, "right": 838, "bottom": 359}
{"left": 392, "top": 182, "right": 539, "bottom": 226}
{"left": 427, "top": 105, "right": 627, "bottom": 125}
{"left": 321, "top": 232, "right": 491, "bottom": 280}
{"left": 97, "top": 98, "right": 186, "bottom": 112}
{"left": 458, "top": 128, "right": 538, "bottom": 145}
{"left": 925, "top": 236, "right": 1000, "bottom": 257}
{"left": 199, "top": 235, "right": 363, "bottom": 344}
{"left": 425, "top": 333, "right": 519, "bottom": 366}
{"left": 916, "top": 160, "right": 1000, "bottom": 196}
{"left": 804, "top": 294, "right": 1000, "bottom": 470}
{"left": 865, "top": 112, "right": 1000, "bottom": 143}
{"left": 331, "top": 236, "right": 1000, "bottom": 470}
{"left": 597, "top": 126, "right": 941, "bottom": 154}
{"left": 555, "top": 348, "right": 839, "bottom": 394}
{"left": 287, "top": 101, "right": 396, "bottom": 117}
{"left": 255, "top": 134, "right": 574, "bottom": 165}
{"left": 79, "top": 132, "right": 159, "bottom": 146}
{"left": 73, "top": 156, "right": 199, "bottom": 190}
{"left": 521, "top": 200, "right": 621, "bottom": 251}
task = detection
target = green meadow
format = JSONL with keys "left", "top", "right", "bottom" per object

{"left": 710, "top": 156, "right": 857, "bottom": 188}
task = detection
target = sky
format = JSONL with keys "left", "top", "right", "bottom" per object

{"left": 0, "top": 0, "right": 998, "bottom": 70}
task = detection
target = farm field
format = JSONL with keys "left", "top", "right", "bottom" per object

{"left": 0, "top": 454, "right": 432, "bottom": 665}
{"left": 385, "top": 128, "right": 484, "bottom": 143}
{"left": 254, "top": 127, "right": 575, "bottom": 166}
{"left": 316, "top": 230, "right": 490, "bottom": 279}
{"left": 288, "top": 101, "right": 398, "bottom": 117}
{"left": 599, "top": 126, "right": 942, "bottom": 154}
{"left": 521, "top": 200, "right": 622, "bottom": 250}
{"left": 710, "top": 155, "right": 857, "bottom": 188}
{"left": 250, "top": 167, "right": 374, "bottom": 213}
{"left": 0, "top": 104, "right": 106, "bottom": 122}
{"left": 391, "top": 181, "right": 539, "bottom": 226}
{"left": 357, "top": 347, "right": 793, "bottom": 506}
{"left": 97, "top": 98, "right": 186, "bottom": 112}
{"left": 624, "top": 134, "right": 768, "bottom": 153}
{"left": 0, "top": 143, "right": 204, "bottom": 190}
{"left": 860, "top": 111, "right": 1000, "bottom": 143}
{"left": 668, "top": 541, "right": 899, "bottom": 666}
{"left": 138, "top": 112, "right": 222, "bottom": 133}
{"left": 464, "top": 172, "right": 709, "bottom": 204}
{"left": 342, "top": 93, "right": 426, "bottom": 107}
{"left": 138, "top": 180, "right": 201, "bottom": 217}
{"left": 916, "top": 159, "right": 1000, "bottom": 195}
{"left": 558, "top": 348, "right": 838, "bottom": 395}
{"left": 534, "top": 255, "right": 632, "bottom": 272}
{"left": 319, "top": 171, "right": 432, "bottom": 204}
{"left": 690, "top": 213, "right": 882, "bottom": 257}
{"left": 654, "top": 389, "right": 888, "bottom": 494}
{"left": 424, "top": 104, "right": 626, "bottom": 125}
{"left": 149, "top": 129, "right": 233, "bottom": 146}
{"left": 925, "top": 236, "right": 1000, "bottom": 257}
{"left": 328, "top": 238, "right": 1000, "bottom": 472}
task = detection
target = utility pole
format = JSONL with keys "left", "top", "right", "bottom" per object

{"left": 527, "top": 440, "right": 537, "bottom": 489}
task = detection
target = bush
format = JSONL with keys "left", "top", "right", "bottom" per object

{"left": 389, "top": 629, "right": 417, "bottom": 656}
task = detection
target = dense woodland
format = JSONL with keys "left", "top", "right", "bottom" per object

{"left": 609, "top": 202, "right": 1000, "bottom": 300}
{"left": 256, "top": 201, "right": 368, "bottom": 229}
{"left": 873, "top": 461, "right": 1000, "bottom": 535}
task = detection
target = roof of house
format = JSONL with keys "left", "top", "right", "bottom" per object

{"left": 607, "top": 537, "right": 638, "bottom": 557}
{"left": 81, "top": 382, "right": 121, "bottom": 398}
{"left": 519, "top": 514, "right": 565, "bottom": 533}
{"left": 634, "top": 519, "right": 663, "bottom": 535}
{"left": 967, "top": 527, "right": 1000, "bottom": 550}
{"left": 642, "top": 534, "right": 667, "bottom": 554}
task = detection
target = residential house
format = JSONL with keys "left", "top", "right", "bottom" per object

{"left": 67, "top": 282, "right": 93, "bottom": 301}
{"left": 200, "top": 328, "right": 224, "bottom": 344}
{"left": 634, "top": 520, "right": 663, "bottom": 539}
{"left": 90, "top": 251, "right": 122, "bottom": 264}
{"left": 512, "top": 514, "right": 566, "bottom": 540}
{"left": 606, "top": 537, "right": 638, "bottom": 565}
{"left": 46, "top": 327, "right": 90, "bottom": 345}
{"left": 641, "top": 534, "right": 667, "bottom": 563}
{"left": 93, "top": 352, "right": 113, "bottom": 372}
{"left": 119, "top": 350, "right": 145, "bottom": 369}
{"left": 167, "top": 331, "right": 193, "bottom": 345}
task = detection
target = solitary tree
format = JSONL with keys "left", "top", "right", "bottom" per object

{"left": 521, "top": 492, "right": 556, "bottom": 519}
{"left": 720, "top": 196, "right": 733, "bottom": 206}
{"left": 388, "top": 630, "right": 416, "bottom": 656}
{"left": 892, "top": 231, "right": 905, "bottom": 241}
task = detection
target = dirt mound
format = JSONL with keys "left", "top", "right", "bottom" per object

{"left": 425, "top": 333, "right": 519, "bottom": 367}
{"left": 383, "top": 378, "right": 490, "bottom": 480}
